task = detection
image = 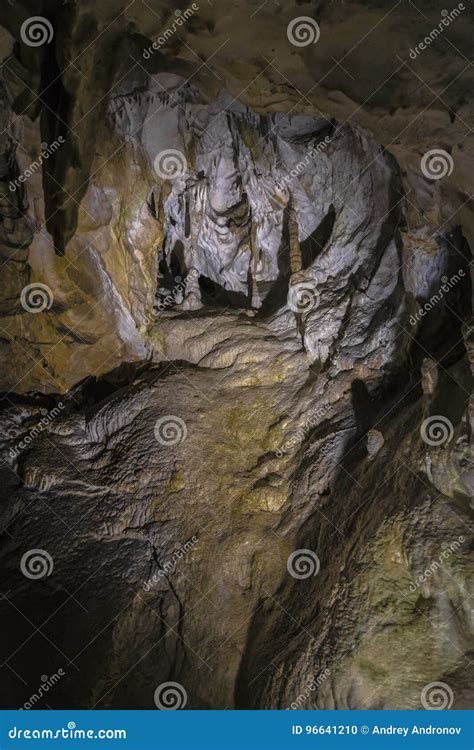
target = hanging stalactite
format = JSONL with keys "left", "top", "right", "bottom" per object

{"left": 288, "top": 195, "right": 302, "bottom": 275}
{"left": 249, "top": 209, "right": 261, "bottom": 309}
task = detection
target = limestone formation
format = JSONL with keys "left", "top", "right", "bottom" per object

{"left": 0, "top": 0, "right": 472, "bottom": 711}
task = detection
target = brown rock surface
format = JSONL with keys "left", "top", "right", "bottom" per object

{"left": 0, "top": 0, "right": 472, "bottom": 710}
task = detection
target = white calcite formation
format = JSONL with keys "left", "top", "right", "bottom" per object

{"left": 0, "top": 0, "right": 472, "bottom": 713}
{"left": 109, "top": 74, "right": 444, "bottom": 375}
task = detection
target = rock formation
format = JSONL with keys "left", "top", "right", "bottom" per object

{"left": 0, "top": 0, "right": 472, "bottom": 710}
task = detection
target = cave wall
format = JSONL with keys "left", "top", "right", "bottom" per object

{"left": 0, "top": 0, "right": 472, "bottom": 712}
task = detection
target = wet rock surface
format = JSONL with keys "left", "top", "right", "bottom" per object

{"left": 0, "top": 0, "right": 472, "bottom": 710}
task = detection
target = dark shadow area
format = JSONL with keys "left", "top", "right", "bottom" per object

{"left": 36, "top": 11, "right": 75, "bottom": 255}
{"left": 257, "top": 203, "right": 292, "bottom": 317}
{"left": 198, "top": 274, "right": 250, "bottom": 309}
{"left": 413, "top": 229, "right": 472, "bottom": 369}
{"left": 300, "top": 205, "right": 336, "bottom": 269}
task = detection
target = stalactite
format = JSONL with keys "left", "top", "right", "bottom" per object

{"left": 189, "top": 185, "right": 199, "bottom": 257}
{"left": 249, "top": 211, "right": 261, "bottom": 309}
{"left": 286, "top": 196, "right": 305, "bottom": 337}
{"left": 189, "top": 178, "right": 207, "bottom": 260}
{"left": 184, "top": 193, "right": 191, "bottom": 239}
{"left": 182, "top": 181, "right": 204, "bottom": 309}
{"left": 288, "top": 195, "right": 301, "bottom": 275}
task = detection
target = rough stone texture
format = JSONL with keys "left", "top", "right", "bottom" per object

{"left": 0, "top": 316, "right": 472, "bottom": 708}
{"left": 0, "top": 0, "right": 472, "bottom": 711}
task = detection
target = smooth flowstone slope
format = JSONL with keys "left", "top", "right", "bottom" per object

{"left": 0, "top": 313, "right": 471, "bottom": 708}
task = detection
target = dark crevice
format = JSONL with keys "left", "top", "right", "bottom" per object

{"left": 257, "top": 203, "right": 292, "bottom": 317}
{"left": 37, "top": 14, "right": 74, "bottom": 255}
{"left": 300, "top": 204, "right": 336, "bottom": 269}
{"left": 198, "top": 274, "right": 250, "bottom": 309}
{"left": 413, "top": 229, "right": 472, "bottom": 368}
